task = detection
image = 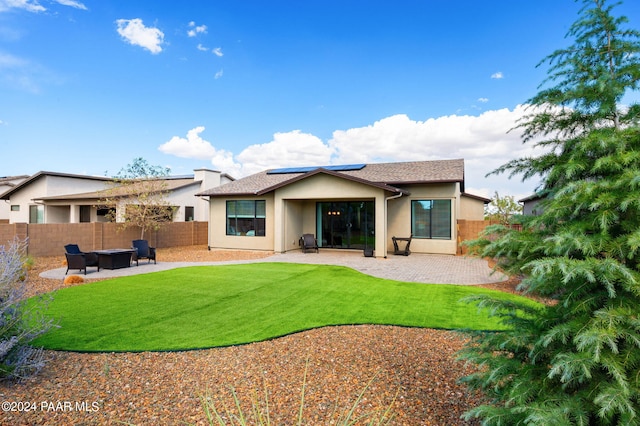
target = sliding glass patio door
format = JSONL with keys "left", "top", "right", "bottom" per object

{"left": 316, "top": 201, "right": 374, "bottom": 249}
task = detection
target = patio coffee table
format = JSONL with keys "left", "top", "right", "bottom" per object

{"left": 93, "top": 249, "right": 135, "bottom": 271}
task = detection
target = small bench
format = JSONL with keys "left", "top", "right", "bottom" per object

{"left": 392, "top": 235, "right": 412, "bottom": 256}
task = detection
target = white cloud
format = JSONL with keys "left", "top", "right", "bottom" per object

{"left": 187, "top": 21, "right": 207, "bottom": 37}
{"left": 115, "top": 18, "right": 164, "bottom": 54}
{"left": 160, "top": 106, "right": 545, "bottom": 196}
{"left": 0, "top": 0, "right": 45, "bottom": 12}
{"left": 491, "top": 71, "right": 504, "bottom": 79}
{"left": 54, "top": 0, "right": 86, "bottom": 9}
{"left": 477, "top": 97, "right": 489, "bottom": 103}
{"left": 214, "top": 69, "right": 223, "bottom": 79}
{"left": 236, "top": 131, "right": 334, "bottom": 176}
{"left": 158, "top": 126, "right": 220, "bottom": 159}
{"left": 158, "top": 127, "right": 243, "bottom": 177}
{"left": 0, "top": 51, "right": 26, "bottom": 68}
{"left": 196, "top": 44, "right": 223, "bottom": 57}
{"left": 0, "top": 51, "right": 47, "bottom": 93}
{"left": 0, "top": 0, "right": 86, "bottom": 12}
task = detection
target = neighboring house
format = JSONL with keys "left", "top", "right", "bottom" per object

{"left": 197, "top": 159, "right": 489, "bottom": 257}
{"left": 0, "top": 169, "right": 232, "bottom": 224}
{"left": 0, "top": 175, "right": 29, "bottom": 223}
{"left": 519, "top": 193, "right": 545, "bottom": 216}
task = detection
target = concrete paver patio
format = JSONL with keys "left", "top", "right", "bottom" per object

{"left": 41, "top": 250, "right": 508, "bottom": 285}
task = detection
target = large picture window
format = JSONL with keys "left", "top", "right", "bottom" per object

{"left": 411, "top": 200, "right": 451, "bottom": 239}
{"left": 226, "top": 200, "right": 266, "bottom": 236}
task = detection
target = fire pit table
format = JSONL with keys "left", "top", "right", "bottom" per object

{"left": 93, "top": 249, "right": 136, "bottom": 271}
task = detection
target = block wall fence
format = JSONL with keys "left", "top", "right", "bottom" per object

{"left": 0, "top": 221, "right": 209, "bottom": 257}
{"left": 456, "top": 219, "right": 506, "bottom": 255}
{"left": 0, "top": 220, "right": 495, "bottom": 257}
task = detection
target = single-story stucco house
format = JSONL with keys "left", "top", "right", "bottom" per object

{"left": 1, "top": 169, "right": 232, "bottom": 224}
{"left": 197, "top": 159, "right": 489, "bottom": 257}
{"left": 0, "top": 175, "right": 29, "bottom": 222}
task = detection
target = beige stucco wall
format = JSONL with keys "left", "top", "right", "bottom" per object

{"left": 459, "top": 196, "right": 486, "bottom": 220}
{"left": 387, "top": 182, "right": 459, "bottom": 255}
{"left": 9, "top": 175, "right": 108, "bottom": 224}
{"left": 208, "top": 194, "right": 275, "bottom": 251}
{"left": 274, "top": 173, "right": 388, "bottom": 256}
{"left": 207, "top": 175, "right": 465, "bottom": 256}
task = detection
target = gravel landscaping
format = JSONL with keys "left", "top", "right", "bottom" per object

{"left": 0, "top": 246, "right": 506, "bottom": 425}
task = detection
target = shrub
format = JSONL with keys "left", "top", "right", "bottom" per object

{"left": 63, "top": 275, "right": 85, "bottom": 285}
{"left": 0, "top": 238, "right": 56, "bottom": 381}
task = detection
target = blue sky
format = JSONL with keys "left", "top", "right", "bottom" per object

{"left": 1, "top": 0, "right": 639, "bottom": 199}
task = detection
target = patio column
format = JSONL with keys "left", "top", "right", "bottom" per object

{"left": 375, "top": 195, "right": 386, "bottom": 257}
{"left": 273, "top": 195, "right": 284, "bottom": 253}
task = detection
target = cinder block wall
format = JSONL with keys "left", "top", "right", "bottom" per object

{"left": 456, "top": 219, "right": 522, "bottom": 255}
{"left": 0, "top": 221, "right": 208, "bottom": 257}
{"left": 456, "top": 219, "right": 497, "bottom": 255}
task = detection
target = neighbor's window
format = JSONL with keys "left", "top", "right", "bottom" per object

{"left": 29, "top": 205, "right": 44, "bottom": 224}
{"left": 226, "top": 200, "right": 265, "bottom": 236}
{"left": 10, "top": 205, "right": 19, "bottom": 211}
{"left": 185, "top": 206, "right": 195, "bottom": 222}
{"left": 411, "top": 200, "right": 451, "bottom": 239}
{"left": 97, "top": 207, "right": 116, "bottom": 222}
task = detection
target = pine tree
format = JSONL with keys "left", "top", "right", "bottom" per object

{"left": 459, "top": 1, "right": 640, "bottom": 424}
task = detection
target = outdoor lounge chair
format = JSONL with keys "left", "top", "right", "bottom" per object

{"left": 132, "top": 239, "right": 157, "bottom": 265}
{"left": 64, "top": 244, "right": 99, "bottom": 275}
{"left": 300, "top": 234, "right": 319, "bottom": 253}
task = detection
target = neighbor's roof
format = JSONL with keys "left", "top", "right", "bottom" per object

{"left": 0, "top": 171, "right": 112, "bottom": 200}
{"left": 197, "top": 159, "right": 465, "bottom": 197}
{"left": 519, "top": 193, "right": 545, "bottom": 203}
{"left": 0, "top": 175, "right": 29, "bottom": 183}
{"left": 0, "top": 175, "right": 30, "bottom": 197}
{"left": 36, "top": 177, "right": 198, "bottom": 202}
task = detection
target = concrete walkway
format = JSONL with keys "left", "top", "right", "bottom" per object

{"left": 41, "top": 250, "right": 508, "bottom": 285}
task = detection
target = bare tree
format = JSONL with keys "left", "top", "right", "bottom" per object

{"left": 100, "top": 158, "right": 175, "bottom": 240}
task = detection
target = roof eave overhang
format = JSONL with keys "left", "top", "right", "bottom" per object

{"left": 384, "top": 178, "right": 462, "bottom": 186}
{"left": 256, "top": 168, "right": 410, "bottom": 196}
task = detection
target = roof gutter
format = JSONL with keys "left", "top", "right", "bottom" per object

{"left": 383, "top": 191, "right": 404, "bottom": 258}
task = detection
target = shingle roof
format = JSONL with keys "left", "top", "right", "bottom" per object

{"left": 198, "top": 159, "right": 465, "bottom": 197}
{"left": 36, "top": 178, "right": 197, "bottom": 201}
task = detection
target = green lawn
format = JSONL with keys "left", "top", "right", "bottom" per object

{"left": 31, "top": 262, "right": 538, "bottom": 352}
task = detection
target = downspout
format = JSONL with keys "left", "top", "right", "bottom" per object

{"left": 384, "top": 192, "right": 404, "bottom": 258}
{"left": 197, "top": 196, "right": 212, "bottom": 250}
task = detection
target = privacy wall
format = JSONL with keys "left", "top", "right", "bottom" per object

{"left": 0, "top": 221, "right": 208, "bottom": 256}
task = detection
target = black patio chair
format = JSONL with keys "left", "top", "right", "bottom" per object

{"left": 132, "top": 239, "right": 157, "bottom": 265}
{"left": 300, "top": 234, "right": 319, "bottom": 253}
{"left": 64, "top": 244, "right": 98, "bottom": 275}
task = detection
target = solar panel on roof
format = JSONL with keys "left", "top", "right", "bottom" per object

{"left": 267, "top": 164, "right": 366, "bottom": 174}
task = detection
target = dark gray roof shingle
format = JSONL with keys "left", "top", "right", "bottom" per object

{"left": 198, "top": 159, "right": 464, "bottom": 196}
